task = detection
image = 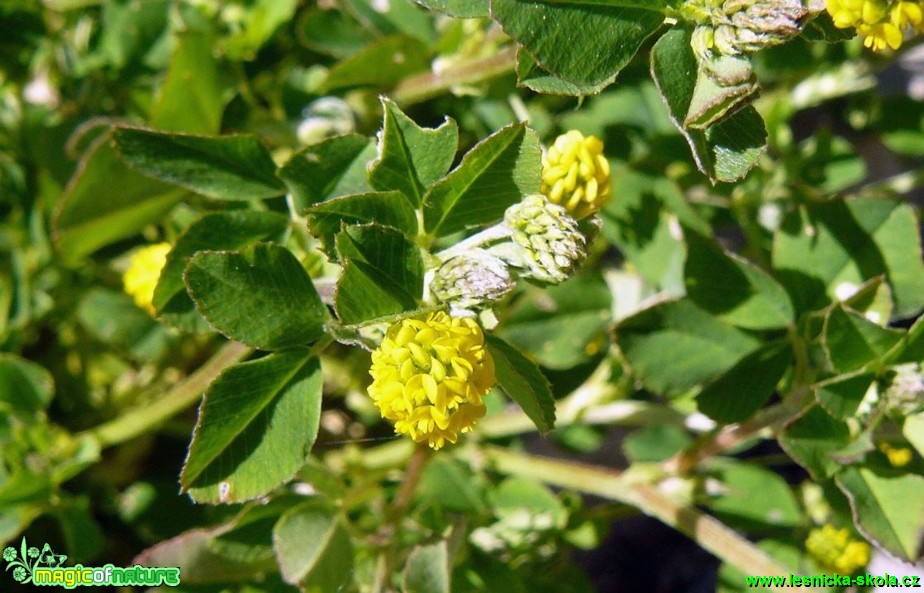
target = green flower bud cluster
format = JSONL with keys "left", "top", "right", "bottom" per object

{"left": 431, "top": 249, "right": 516, "bottom": 316}
{"left": 684, "top": 0, "right": 809, "bottom": 59}
{"left": 500, "top": 194, "right": 588, "bottom": 284}
{"left": 430, "top": 194, "right": 592, "bottom": 314}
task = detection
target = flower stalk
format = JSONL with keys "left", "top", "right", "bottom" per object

{"left": 468, "top": 446, "right": 822, "bottom": 593}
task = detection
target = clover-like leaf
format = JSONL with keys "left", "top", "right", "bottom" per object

{"left": 773, "top": 197, "right": 924, "bottom": 319}
{"left": 308, "top": 190, "right": 418, "bottom": 258}
{"left": 369, "top": 98, "right": 458, "bottom": 206}
{"left": 113, "top": 127, "right": 285, "bottom": 200}
{"left": 334, "top": 224, "right": 425, "bottom": 325}
{"left": 492, "top": 0, "right": 663, "bottom": 92}
{"left": 650, "top": 28, "right": 766, "bottom": 183}
{"left": 184, "top": 243, "right": 328, "bottom": 350}
{"left": 53, "top": 130, "right": 185, "bottom": 263}
{"left": 181, "top": 352, "right": 322, "bottom": 504}
{"left": 485, "top": 334, "right": 555, "bottom": 434}
{"left": 685, "top": 230, "right": 794, "bottom": 330}
{"left": 154, "top": 211, "right": 289, "bottom": 332}
{"left": 273, "top": 500, "right": 353, "bottom": 587}
{"left": 836, "top": 466, "right": 924, "bottom": 563}
{"left": 614, "top": 299, "right": 762, "bottom": 396}
{"left": 278, "top": 134, "right": 375, "bottom": 212}
{"left": 423, "top": 123, "right": 540, "bottom": 236}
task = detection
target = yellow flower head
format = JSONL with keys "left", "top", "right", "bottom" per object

{"left": 541, "top": 130, "right": 611, "bottom": 219}
{"left": 880, "top": 442, "right": 914, "bottom": 467}
{"left": 805, "top": 525, "right": 871, "bottom": 574}
{"left": 368, "top": 312, "right": 495, "bottom": 449}
{"left": 122, "top": 242, "right": 171, "bottom": 314}
{"left": 825, "top": 0, "right": 923, "bottom": 51}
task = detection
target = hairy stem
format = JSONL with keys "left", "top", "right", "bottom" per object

{"left": 373, "top": 443, "right": 432, "bottom": 593}
{"left": 386, "top": 442, "right": 431, "bottom": 523}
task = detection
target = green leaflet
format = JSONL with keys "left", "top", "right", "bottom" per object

{"left": 113, "top": 127, "right": 285, "bottom": 201}
{"left": 423, "top": 123, "right": 540, "bottom": 236}
{"left": 181, "top": 352, "right": 323, "bottom": 504}
{"left": 184, "top": 243, "right": 328, "bottom": 350}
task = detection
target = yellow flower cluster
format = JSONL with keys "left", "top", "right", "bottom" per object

{"left": 122, "top": 242, "right": 171, "bottom": 314}
{"left": 368, "top": 312, "right": 496, "bottom": 449}
{"left": 805, "top": 525, "right": 871, "bottom": 574}
{"left": 825, "top": 0, "right": 924, "bottom": 51}
{"left": 540, "top": 130, "right": 611, "bottom": 220}
{"left": 880, "top": 442, "right": 913, "bottom": 466}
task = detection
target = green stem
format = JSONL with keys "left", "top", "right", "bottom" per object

{"left": 469, "top": 446, "right": 823, "bottom": 593}
{"left": 391, "top": 47, "right": 517, "bottom": 106}
{"left": 385, "top": 442, "right": 431, "bottom": 523}
{"left": 434, "top": 224, "right": 512, "bottom": 261}
{"left": 324, "top": 440, "right": 415, "bottom": 474}
{"left": 862, "top": 167, "right": 924, "bottom": 195}
{"left": 787, "top": 324, "right": 814, "bottom": 393}
{"left": 662, "top": 402, "right": 799, "bottom": 475}
{"left": 374, "top": 443, "right": 432, "bottom": 593}
{"left": 285, "top": 193, "right": 314, "bottom": 254}
{"left": 479, "top": 399, "right": 686, "bottom": 437}
{"left": 81, "top": 341, "right": 251, "bottom": 448}
{"left": 479, "top": 355, "right": 684, "bottom": 438}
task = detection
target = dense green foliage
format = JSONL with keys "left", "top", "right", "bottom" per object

{"left": 1, "top": 0, "right": 923, "bottom": 591}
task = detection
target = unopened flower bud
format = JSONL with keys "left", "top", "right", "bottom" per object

{"left": 497, "top": 194, "right": 587, "bottom": 285}
{"left": 722, "top": 0, "right": 808, "bottom": 52}
{"left": 686, "top": 0, "right": 808, "bottom": 57}
{"left": 431, "top": 249, "right": 515, "bottom": 315}
{"left": 883, "top": 362, "right": 924, "bottom": 415}
{"left": 879, "top": 442, "right": 914, "bottom": 467}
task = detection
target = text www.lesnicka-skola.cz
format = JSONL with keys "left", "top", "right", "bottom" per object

{"left": 745, "top": 573, "right": 921, "bottom": 588}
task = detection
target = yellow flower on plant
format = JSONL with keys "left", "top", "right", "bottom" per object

{"left": 805, "top": 525, "right": 871, "bottom": 574}
{"left": 540, "top": 130, "right": 611, "bottom": 219}
{"left": 880, "top": 442, "right": 914, "bottom": 467}
{"left": 890, "top": 1, "right": 924, "bottom": 38}
{"left": 824, "top": 0, "right": 924, "bottom": 51}
{"left": 122, "top": 242, "right": 171, "bottom": 314}
{"left": 368, "top": 312, "right": 495, "bottom": 449}
{"left": 858, "top": 20, "right": 904, "bottom": 49}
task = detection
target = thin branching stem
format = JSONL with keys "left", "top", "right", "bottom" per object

{"left": 82, "top": 341, "right": 252, "bottom": 448}
{"left": 468, "top": 446, "right": 825, "bottom": 593}
{"left": 373, "top": 442, "right": 432, "bottom": 593}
